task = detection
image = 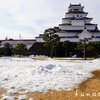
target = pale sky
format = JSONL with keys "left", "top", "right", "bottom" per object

{"left": 0, "top": 0, "right": 100, "bottom": 39}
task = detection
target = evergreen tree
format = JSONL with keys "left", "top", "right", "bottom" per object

{"left": 76, "top": 38, "right": 91, "bottom": 59}
{"left": 87, "top": 42, "right": 100, "bottom": 58}
{"left": 43, "top": 28, "right": 60, "bottom": 58}
{"left": 12, "top": 43, "right": 27, "bottom": 57}
{"left": 2, "top": 43, "right": 13, "bottom": 56}
{"left": 62, "top": 40, "right": 71, "bottom": 57}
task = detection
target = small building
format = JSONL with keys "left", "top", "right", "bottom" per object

{"left": 36, "top": 3, "right": 100, "bottom": 42}
{"left": 0, "top": 39, "right": 36, "bottom": 50}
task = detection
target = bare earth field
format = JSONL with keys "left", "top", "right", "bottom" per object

{"left": 0, "top": 70, "right": 100, "bottom": 100}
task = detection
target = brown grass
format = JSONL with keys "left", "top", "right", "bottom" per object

{"left": 53, "top": 57, "right": 94, "bottom": 60}
{"left": 0, "top": 70, "right": 100, "bottom": 100}
{"left": 53, "top": 57, "right": 83, "bottom": 60}
{"left": 33, "top": 57, "right": 48, "bottom": 60}
{"left": 0, "top": 87, "right": 7, "bottom": 98}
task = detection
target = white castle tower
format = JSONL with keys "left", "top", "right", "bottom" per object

{"left": 36, "top": 3, "right": 100, "bottom": 42}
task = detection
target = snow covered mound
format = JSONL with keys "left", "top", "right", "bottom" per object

{"left": 0, "top": 57, "right": 100, "bottom": 96}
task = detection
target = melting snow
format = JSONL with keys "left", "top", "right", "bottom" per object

{"left": 0, "top": 57, "right": 100, "bottom": 99}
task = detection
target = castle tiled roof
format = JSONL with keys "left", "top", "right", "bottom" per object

{"left": 66, "top": 11, "right": 88, "bottom": 14}
{"left": 69, "top": 4, "right": 82, "bottom": 7}
{"left": 57, "top": 30, "right": 100, "bottom": 33}
{"left": 59, "top": 23, "right": 97, "bottom": 26}
{"left": 62, "top": 17, "right": 92, "bottom": 20}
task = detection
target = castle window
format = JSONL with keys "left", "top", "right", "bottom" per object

{"left": 80, "top": 9, "right": 82, "bottom": 11}
{"left": 74, "top": 9, "right": 79, "bottom": 11}
{"left": 72, "top": 9, "right": 74, "bottom": 11}
{"left": 80, "top": 15, "right": 82, "bottom": 18}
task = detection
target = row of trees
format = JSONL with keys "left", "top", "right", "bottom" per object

{"left": 76, "top": 39, "right": 100, "bottom": 59}
{"left": 42, "top": 28, "right": 100, "bottom": 59}
{"left": 0, "top": 43, "right": 28, "bottom": 57}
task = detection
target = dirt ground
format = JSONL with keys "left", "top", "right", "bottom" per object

{"left": 0, "top": 70, "right": 100, "bottom": 100}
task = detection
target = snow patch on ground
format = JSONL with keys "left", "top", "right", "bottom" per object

{"left": 0, "top": 57, "right": 100, "bottom": 99}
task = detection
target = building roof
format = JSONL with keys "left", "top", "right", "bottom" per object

{"left": 60, "top": 36, "right": 79, "bottom": 38}
{"left": 62, "top": 17, "right": 92, "bottom": 20}
{"left": 54, "top": 27, "right": 60, "bottom": 32}
{"left": 59, "top": 23, "right": 97, "bottom": 26}
{"left": 35, "top": 36, "right": 43, "bottom": 38}
{"left": 57, "top": 30, "right": 100, "bottom": 33}
{"left": 68, "top": 3, "right": 84, "bottom": 8}
{"left": 59, "top": 23, "right": 71, "bottom": 26}
{"left": 69, "top": 3, "right": 82, "bottom": 7}
{"left": 66, "top": 11, "right": 88, "bottom": 14}
{"left": 91, "top": 30, "right": 100, "bottom": 32}
{"left": 57, "top": 30, "right": 83, "bottom": 33}
{"left": 85, "top": 23, "right": 97, "bottom": 25}
{"left": 1, "top": 39, "right": 36, "bottom": 45}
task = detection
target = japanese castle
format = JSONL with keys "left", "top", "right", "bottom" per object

{"left": 36, "top": 3, "right": 100, "bottom": 42}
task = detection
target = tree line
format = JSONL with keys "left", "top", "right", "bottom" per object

{"left": 0, "top": 42, "right": 28, "bottom": 57}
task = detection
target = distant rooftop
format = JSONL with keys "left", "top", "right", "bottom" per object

{"left": 63, "top": 17, "right": 92, "bottom": 20}
{"left": 69, "top": 3, "right": 81, "bottom": 6}
{"left": 1, "top": 39, "right": 36, "bottom": 45}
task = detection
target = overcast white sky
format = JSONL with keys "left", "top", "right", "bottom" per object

{"left": 0, "top": 0, "right": 100, "bottom": 39}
